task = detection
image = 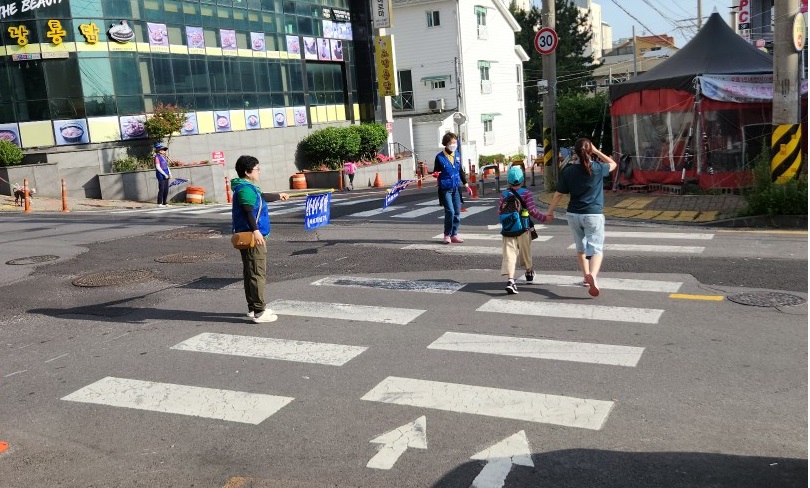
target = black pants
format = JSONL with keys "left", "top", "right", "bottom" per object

{"left": 157, "top": 179, "right": 169, "bottom": 204}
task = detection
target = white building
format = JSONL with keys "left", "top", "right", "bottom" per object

{"left": 570, "top": 0, "right": 610, "bottom": 62}
{"left": 389, "top": 0, "right": 529, "bottom": 168}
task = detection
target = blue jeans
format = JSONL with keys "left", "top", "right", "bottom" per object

{"left": 157, "top": 178, "right": 169, "bottom": 205}
{"left": 440, "top": 187, "right": 462, "bottom": 236}
{"left": 566, "top": 213, "right": 605, "bottom": 255}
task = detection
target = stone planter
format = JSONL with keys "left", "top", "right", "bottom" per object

{"left": 98, "top": 163, "right": 227, "bottom": 203}
{"left": 302, "top": 170, "right": 341, "bottom": 189}
{"left": 300, "top": 156, "right": 415, "bottom": 190}
{"left": 0, "top": 162, "right": 62, "bottom": 198}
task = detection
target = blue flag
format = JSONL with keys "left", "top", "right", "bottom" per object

{"left": 383, "top": 179, "right": 412, "bottom": 208}
{"left": 169, "top": 178, "right": 189, "bottom": 188}
{"left": 304, "top": 192, "right": 332, "bottom": 230}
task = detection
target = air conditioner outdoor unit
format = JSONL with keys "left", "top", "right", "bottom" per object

{"left": 428, "top": 98, "right": 445, "bottom": 112}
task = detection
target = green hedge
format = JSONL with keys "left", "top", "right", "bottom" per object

{"left": 479, "top": 154, "right": 506, "bottom": 166}
{"left": 299, "top": 123, "right": 387, "bottom": 170}
{"left": 0, "top": 140, "right": 23, "bottom": 167}
{"left": 742, "top": 147, "right": 808, "bottom": 216}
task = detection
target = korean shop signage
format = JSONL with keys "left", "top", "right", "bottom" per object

{"left": 0, "top": 0, "right": 66, "bottom": 21}
{"left": 322, "top": 7, "right": 351, "bottom": 22}
{"left": 371, "top": 0, "right": 392, "bottom": 28}
{"left": 374, "top": 35, "right": 397, "bottom": 97}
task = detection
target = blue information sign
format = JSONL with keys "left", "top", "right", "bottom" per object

{"left": 304, "top": 192, "right": 332, "bottom": 230}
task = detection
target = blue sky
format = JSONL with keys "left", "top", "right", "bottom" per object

{"left": 598, "top": 0, "right": 732, "bottom": 47}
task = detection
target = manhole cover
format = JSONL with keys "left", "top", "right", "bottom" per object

{"left": 155, "top": 251, "right": 226, "bottom": 263}
{"left": 160, "top": 229, "right": 222, "bottom": 239}
{"left": 6, "top": 255, "right": 59, "bottom": 265}
{"left": 727, "top": 291, "right": 806, "bottom": 307}
{"left": 72, "top": 269, "right": 155, "bottom": 287}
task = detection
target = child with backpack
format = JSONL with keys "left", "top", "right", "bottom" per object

{"left": 499, "top": 166, "right": 548, "bottom": 294}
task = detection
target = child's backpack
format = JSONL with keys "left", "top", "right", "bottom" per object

{"left": 499, "top": 188, "right": 529, "bottom": 236}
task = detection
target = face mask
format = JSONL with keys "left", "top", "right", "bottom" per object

{"left": 447, "top": 143, "right": 458, "bottom": 152}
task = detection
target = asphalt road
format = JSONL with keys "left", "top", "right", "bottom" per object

{"left": 0, "top": 194, "right": 806, "bottom": 488}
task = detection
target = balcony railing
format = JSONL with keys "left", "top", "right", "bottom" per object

{"left": 392, "top": 91, "right": 414, "bottom": 111}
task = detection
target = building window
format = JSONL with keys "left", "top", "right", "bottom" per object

{"left": 516, "top": 64, "right": 523, "bottom": 101}
{"left": 478, "top": 61, "right": 491, "bottom": 94}
{"left": 483, "top": 119, "right": 493, "bottom": 145}
{"left": 518, "top": 108, "right": 525, "bottom": 144}
{"left": 427, "top": 11, "right": 440, "bottom": 27}
{"left": 431, "top": 80, "right": 445, "bottom": 89}
{"left": 393, "top": 70, "right": 414, "bottom": 111}
{"left": 475, "top": 6, "right": 487, "bottom": 39}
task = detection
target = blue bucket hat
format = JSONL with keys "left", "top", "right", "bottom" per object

{"left": 154, "top": 142, "right": 168, "bottom": 151}
{"left": 507, "top": 166, "right": 524, "bottom": 185}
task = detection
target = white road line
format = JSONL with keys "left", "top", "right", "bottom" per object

{"left": 393, "top": 206, "right": 445, "bottom": 218}
{"left": 436, "top": 205, "right": 491, "bottom": 219}
{"left": 171, "top": 332, "right": 367, "bottom": 366}
{"left": 477, "top": 298, "right": 664, "bottom": 324}
{"left": 532, "top": 274, "right": 682, "bottom": 293}
{"left": 427, "top": 331, "right": 644, "bottom": 367}
{"left": 349, "top": 206, "right": 399, "bottom": 217}
{"left": 417, "top": 200, "right": 441, "bottom": 206}
{"left": 269, "top": 205, "right": 304, "bottom": 215}
{"left": 267, "top": 299, "right": 425, "bottom": 324}
{"left": 568, "top": 243, "right": 705, "bottom": 254}
{"left": 62, "top": 377, "right": 293, "bottom": 424}
{"left": 487, "top": 224, "right": 547, "bottom": 230}
{"left": 181, "top": 205, "right": 230, "bottom": 215}
{"left": 311, "top": 276, "right": 465, "bottom": 294}
{"left": 333, "top": 197, "right": 380, "bottom": 207}
{"left": 361, "top": 376, "right": 613, "bottom": 430}
{"left": 606, "top": 231, "right": 714, "bottom": 240}
{"left": 432, "top": 233, "right": 552, "bottom": 242}
{"left": 403, "top": 244, "right": 501, "bottom": 255}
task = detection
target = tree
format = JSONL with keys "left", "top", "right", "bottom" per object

{"left": 511, "top": 1, "right": 596, "bottom": 140}
{"left": 555, "top": 92, "right": 612, "bottom": 154}
{"left": 143, "top": 103, "right": 187, "bottom": 146}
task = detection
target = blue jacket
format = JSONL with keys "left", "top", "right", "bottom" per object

{"left": 433, "top": 150, "right": 465, "bottom": 190}
{"left": 231, "top": 179, "right": 270, "bottom": 236}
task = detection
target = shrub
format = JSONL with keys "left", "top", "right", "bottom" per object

{"left": 0, "top": 140, "right": 23, "bottom": 166}
{"left": 112, "top": 156, "right": 153, "bottom": 173}
{"left": 143, "top": 103, "right": 188, "bottom": 146}
{"left": 349, "top": 123, "right": 388, "bottom": 160}
{"left": 479, "top": 154, "right": 506, "bottom": 166}
{"left": 741, "top": 145, "right": 808, "bottom": 216}
{"left": 299, "top": 126, "right": 360, "bottom": 170}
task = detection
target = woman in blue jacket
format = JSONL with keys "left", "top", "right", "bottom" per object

{"left": 432, "top": 132, "right": 469, "bottom": 244}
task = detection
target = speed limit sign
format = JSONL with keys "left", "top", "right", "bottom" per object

{"left": 534, "top": 27, "right": 558, "bottom": 55}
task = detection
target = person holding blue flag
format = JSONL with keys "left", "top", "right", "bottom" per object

{"left": 432, "top": 132, "right": 469, "bottom": 244}
{"left": 153, "top": 142, "right": 172, "bottom": 206}
{"left": 231, "top": 155, "right": 289, "bottom": 323}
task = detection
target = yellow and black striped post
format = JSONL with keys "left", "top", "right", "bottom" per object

{"left": 771, "top": 124, "right": 803, "bottom": 183}
{"left": 542, "top": 127, "right": 552, "bottom": 168}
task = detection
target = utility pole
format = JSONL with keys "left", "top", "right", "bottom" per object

{"left": 632, "top": 25, "right": 638, "bottom": 77}
{"left": 771, "top": 0, "right": 804, "bottom": 183}
{"left": 697, "top": 0, "right": 702, "bottom": 28}
{"left": 541, "top": 0, "right": 558, "bottom": 191}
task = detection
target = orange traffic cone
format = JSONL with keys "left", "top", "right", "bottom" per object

{"left": 0, "top": 440, "right": 8, "bottom": 454}
{"left": 372, "top": 172, "right": 384, "bottom": 188}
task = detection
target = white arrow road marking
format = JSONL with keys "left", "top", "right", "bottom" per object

{"left": 267, "top": 299, "right": 425, "bottom": 324}
{"left": 311, "top": 276, "right": 465, "bottom": 294}
{"left": 62, "top": 377, "right": 293, "bottom": 424}
{"left": 361, "top": 376, "right": 613, "bottom": 430}
{"left": 366, "top": 416, "right": 427, "bottom": 470}
{"left": 171, "top": 332, "right": 367, "bottom": 366}
{"left": 470, "top": 431, "right": 534, "bottom": 488}
{"left": 477, "top": 298, "right": 664, "bottom": 324}
{"left": 568, "top": 243, "right": 705, "bottom": 253}
{"left": 428, "top": 331, "right": 645, "bottom": 367}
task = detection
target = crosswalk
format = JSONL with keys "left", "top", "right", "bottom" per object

{"left": 62, "top": 271, "right": 685, "bottom": 434}
{"left": 105, "top": 196, "right": 715, "bottom": 255}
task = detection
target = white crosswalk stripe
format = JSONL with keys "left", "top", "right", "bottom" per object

{"left": 477, "top": 298, "right": 664, "bottom": 324}
{"left": 569, "top": 243, "right": 706, "bottom": 254}
{"left": 606, "top": 231, "right": 714, "bottom": 240}
{"left": 171, "top": 332, "right": 367, "bottom": 366}
{"left": 393, "top": 206, "right": 444, "bottom": 218}
{"left": 428, "top": 331, "right": 645, "bottom": 367}
{"left": 402, "top": 243, "right": 502, "bottom": 255}
{"left": 361, "top": 376, "right": 614, "bottom": 430}
{"left": 267, "top": 299, "right": 426, "bottom": 324}
{"left": 531, "top": 274, "right": 683, "bottom": 292}
{"left": 62, "top": 377, "right": 293, "bottom": 424}
{"left": 432, "top": 233, "right": 552, "bottom": 242}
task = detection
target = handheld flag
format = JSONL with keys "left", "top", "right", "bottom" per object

{"left": 383, "top": 179, "right": 413, "bottom": 208}
{"left": 304, "top": 191, "right": 331, "bottom": 230}
{"left": 168, "top": 178, "right": 189, "bottom": 188}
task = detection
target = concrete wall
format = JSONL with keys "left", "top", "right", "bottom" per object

{"left": 98, "top": 163, "right": 227, "bottom": 203}
{"left": 6, "top": 122, "right": 348, "bottom": 199}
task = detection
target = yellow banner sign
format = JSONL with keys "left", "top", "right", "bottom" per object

{"left": 374, "top": 35, "right": 397, "bottom": 97}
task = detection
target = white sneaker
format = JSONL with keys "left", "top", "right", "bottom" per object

{"left": 246, "top": 311, "right": 255, "bottom": 319}
{"left": 253, "top": 311, "right": 278, "bottom": 323}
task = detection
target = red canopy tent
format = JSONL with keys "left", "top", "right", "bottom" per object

{"left": 609, "top": 12, "right": 805, "bottom": 189}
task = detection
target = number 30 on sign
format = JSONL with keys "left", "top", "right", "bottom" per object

{"left": 533, "top": 27, "right": 558, "bottom": 55}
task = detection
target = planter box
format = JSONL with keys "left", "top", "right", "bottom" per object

{"left": 0, "top": 162, "right": 62, "bottom": 198}
{"left": 98, "top": 163, "right": 227, "bottom": 203}
{"left": 299, "top": 156, "right": 416, "bottom": 190}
